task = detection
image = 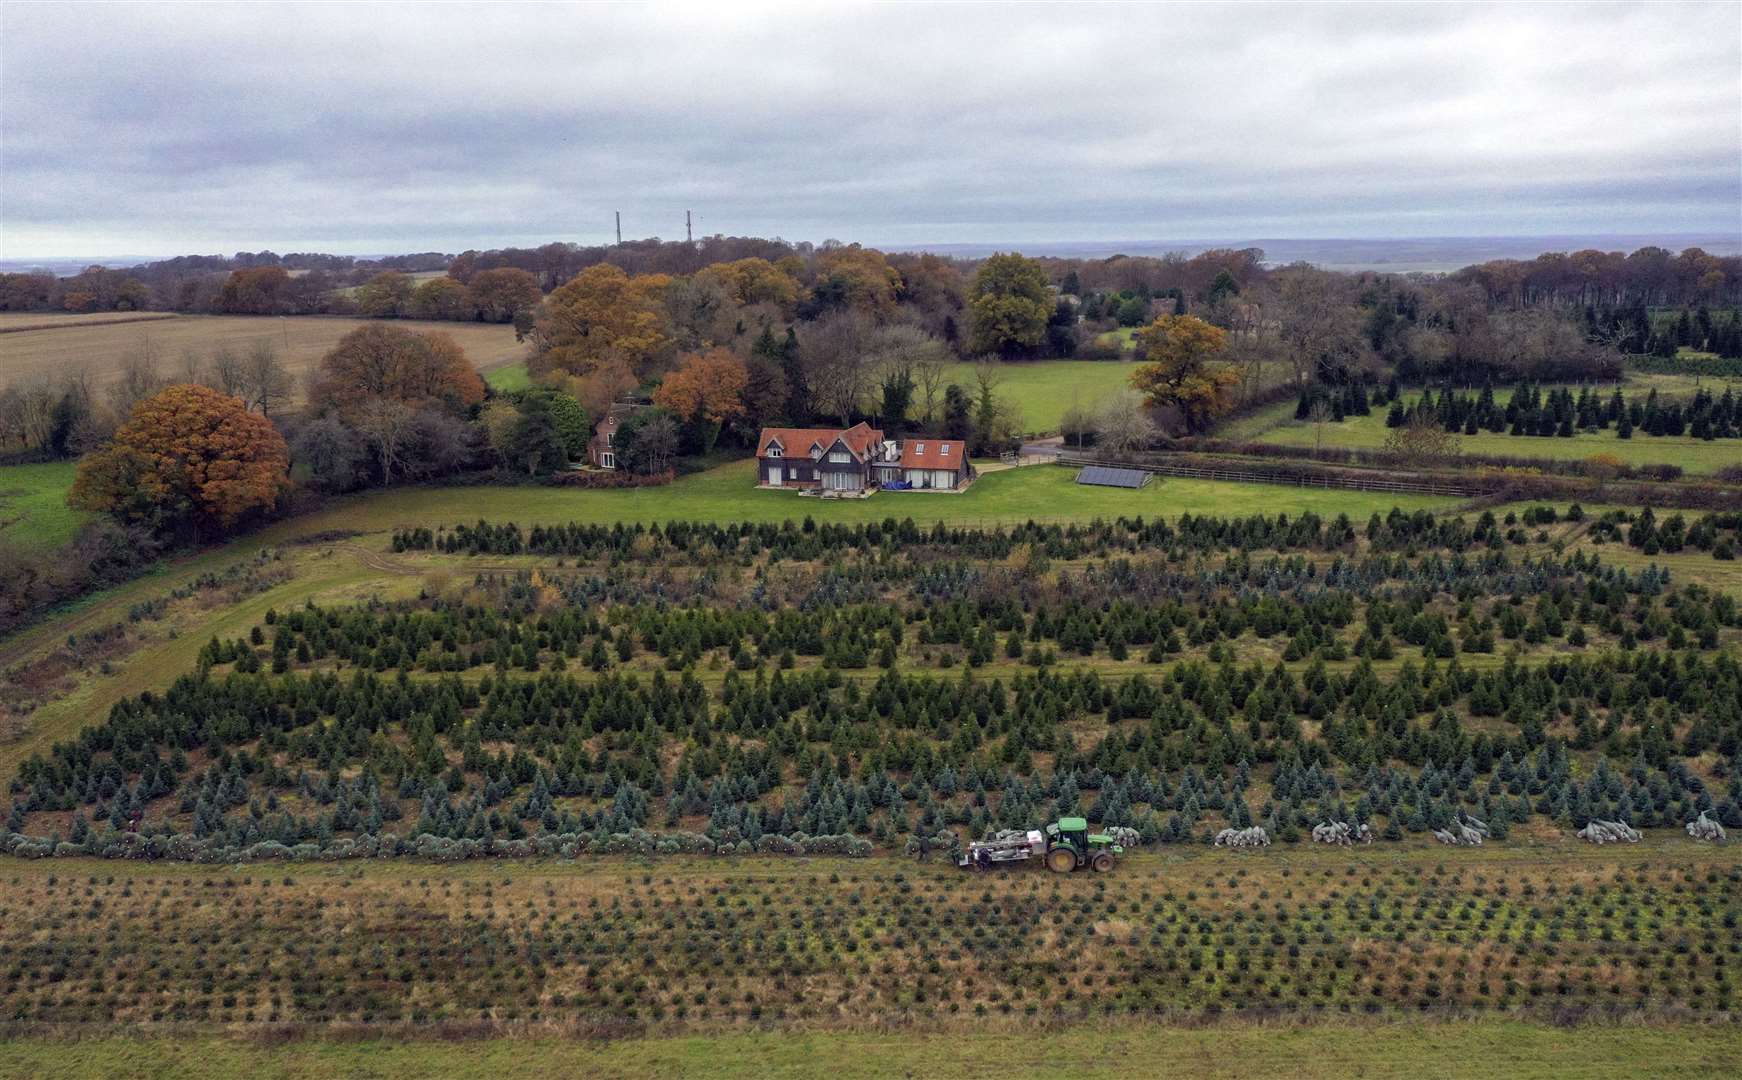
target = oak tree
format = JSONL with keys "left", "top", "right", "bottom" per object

{"left": 1130, "top": 314, "right": 1238, "bottom": 433}
{"left": 70, "top": 384, "right": 289, "bottom": 533}
{"left": 967, "top": 253, "right": 1052, "bottom": 358}
{"left": 308, "top": 324, "right": 486, "bottom": 419}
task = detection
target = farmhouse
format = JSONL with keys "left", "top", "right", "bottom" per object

{"left": 756, "top": 425, "right": 973, "bottom": 493}
{"left": 587, "top": 404, "right": 640, "bottom": 470}
{"left": 756, "top": 422, "right": 888, "bottom": 491}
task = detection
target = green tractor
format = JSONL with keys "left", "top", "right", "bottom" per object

{"left": 1043, "top": 816, "right": 1123, "bottom": 873}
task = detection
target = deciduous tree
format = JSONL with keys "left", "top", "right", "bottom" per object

{"left": 466, "top": 267, "right": 543, "bottom": 324}
{"left": 353, "top": 271, "right": 414, "bottom": 318}
{"left": 1130, "top": 314, "right": 1238, "bottom": 433}
{"left": 70, "top": 384, "right": 289, "bottom": 533}
{"left": 653, "top": 348, "right": 748, "bottom": 427}
{"left": 411, "top": 276, "right": 471, "bottom": 320}
{"left": 309, "top": 324, "right": 485, "bottom": 419}
{"left": 530, "top": 263, "right": 669, "bottom": 380}
{"left": 967, "top": 253, "right": 1052, "bottom": 358}
{"left": 613, "top": 407, "right": 680, "bottom": 474}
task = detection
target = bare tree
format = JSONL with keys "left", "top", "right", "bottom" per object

{"left": 355, "top": 398, "right": 415, "bottom": 484}
{"left": 241, "top": 339, "right": 294, "bottom": 416}
{"left": 868, "top": 323, "right": 949, "bottom": 426}
{"left": 177, "top": 348, "right": 205, "bottom": 385}
{"left": 1095, "top": 390, "right": 1155, "bottom": 454}
{"left": 5, "top": 377, "right": 58, "bottom": 451}
{"left": 107, "top": 339, "right": 165, "bottom": 418}
{"left": 1308, "top": 399, "right": 1332, "bottom": 454}
{"left": 798, "top": 311, "right": 876, "bottom": 425}
{"left": 1058, "top": 390, "right": 1094, "bottom": 448}
{"left": 1276, "top": 266, "right": 1369, "bottom": 387}
{"left": 911, "top": 347, "right": 951, "bottom": 426}
{"left": 207, "top": 346, "right": 249, "bottom": 399}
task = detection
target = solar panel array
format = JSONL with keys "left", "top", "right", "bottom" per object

{"left": 1075, "top": 465, "right": 1153, "bottom": 489}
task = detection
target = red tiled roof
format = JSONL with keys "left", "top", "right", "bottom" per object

{"left": 899, "top": 439, "right": 965, "bottom": 469}
{"left": 758, "top": 422, "right": 884, "bottom": 459}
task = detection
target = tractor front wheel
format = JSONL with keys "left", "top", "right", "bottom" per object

{"left": 1046, "top": 847, "right": 1077, "bottom": 873}
{"left": 1090, "top": 851, "right": 1115, "bottom": 873}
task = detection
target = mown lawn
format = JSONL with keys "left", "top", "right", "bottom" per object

{"left": 1, "top": 1017, "right": 1735, "bottom": 1079}
{"left": 287, "top": 458, "right": 1456, "bottom": 535}
{"left": 0, "top": 461, "right": 91, "bottom": 550}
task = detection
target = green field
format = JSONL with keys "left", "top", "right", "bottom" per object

{"left": 0, "top": 462, "right": 90, "bottom": 550}
{"left": 1242, "top": 392, "right": 1742, "bottom": 475}
{"left": 2, "top": 1019, "right": 1735, "bottom": 1080}
{"left": 486, "top": 361, "right": 535, "bottom": 393}
{"left": 940, "top": 359, "right": 1142, "bottom": 434}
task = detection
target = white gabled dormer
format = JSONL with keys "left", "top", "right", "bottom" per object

{"left": 766, "top": 436, "right": 784, "bottom": 458}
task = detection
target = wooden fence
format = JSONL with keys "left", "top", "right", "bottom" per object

{"left": 1056, "top": 453, "right": 1484, "bottom": 499}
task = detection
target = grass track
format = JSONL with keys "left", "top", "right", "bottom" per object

{"left": 3, "top": 1020, "right": 1737, "bottom": 1079}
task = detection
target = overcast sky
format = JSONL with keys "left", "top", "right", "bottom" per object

{"left": 2, "top": 1, "right": 1738, "bottom": 258}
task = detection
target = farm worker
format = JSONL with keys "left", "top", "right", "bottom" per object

{"left": 915, "top": 833, "right": 932, "bottom": 862}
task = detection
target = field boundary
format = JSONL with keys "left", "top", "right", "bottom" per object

{"left": 1057, "top": 453, "right": 1483, "bottom": 498}
{"left": 0, "top": 311, "right": 181, "bottom": 334}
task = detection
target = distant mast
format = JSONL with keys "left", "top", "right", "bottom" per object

{"left": 615, "top": 211, "right": 621, "bottom": 246}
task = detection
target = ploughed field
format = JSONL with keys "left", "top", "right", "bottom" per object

{"left": 0, "top": 313, "right": 525, "bottom": 404}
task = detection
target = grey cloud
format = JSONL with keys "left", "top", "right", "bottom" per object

{"left": 2, "top": 1, "right": 1737, "bottom": 257}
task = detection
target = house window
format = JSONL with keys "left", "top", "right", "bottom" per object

{"left": 939, "top": 444, "right": 949, "bottom": 456}
{"left": 828, "top": 451, "right": 850, "bottom": 463}
{"left": 767, "top": 446, "right": 782, "bottom": 458}
{"left": 601, "top": 452, "right": 615, "bottom": 469}
{"left": 605, "top": 432, "right": 613, "bottom": 446}
{"left": 914, "top": 442, "right": 925, "bottom": 454}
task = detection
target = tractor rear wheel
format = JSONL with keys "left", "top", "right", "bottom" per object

{"left": 1090, "top": 851, "right": 1115, "bottom": 873}
{"left": 1046, "top": 847, "right": 1077, "bottom": 873}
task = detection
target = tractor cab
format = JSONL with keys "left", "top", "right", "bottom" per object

{"left": 1044, "top": 816, "right": 1121, "bottom": 873}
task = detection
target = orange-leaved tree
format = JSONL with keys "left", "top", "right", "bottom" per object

{"left": 652, "top": 348, "right": 748, "bottom": 452}
{"left": 70, "top": 384, "right": 289, "bottom": 534}
{"left": 529, "top": 263, "right": 669, "bottom": 380}
{"left": 308, "top": 324, "right": 486, "bottom": 420}
{"left": 1129, "top": 314, "right": 1238, "bottom": 433}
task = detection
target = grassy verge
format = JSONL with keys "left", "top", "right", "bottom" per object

{"left": 3, "top": 1019, "right": 1737, "bottom": 1080}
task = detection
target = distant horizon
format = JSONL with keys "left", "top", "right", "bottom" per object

{"left": 3, "top": 230, "right": 1738, "bottom": 278}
